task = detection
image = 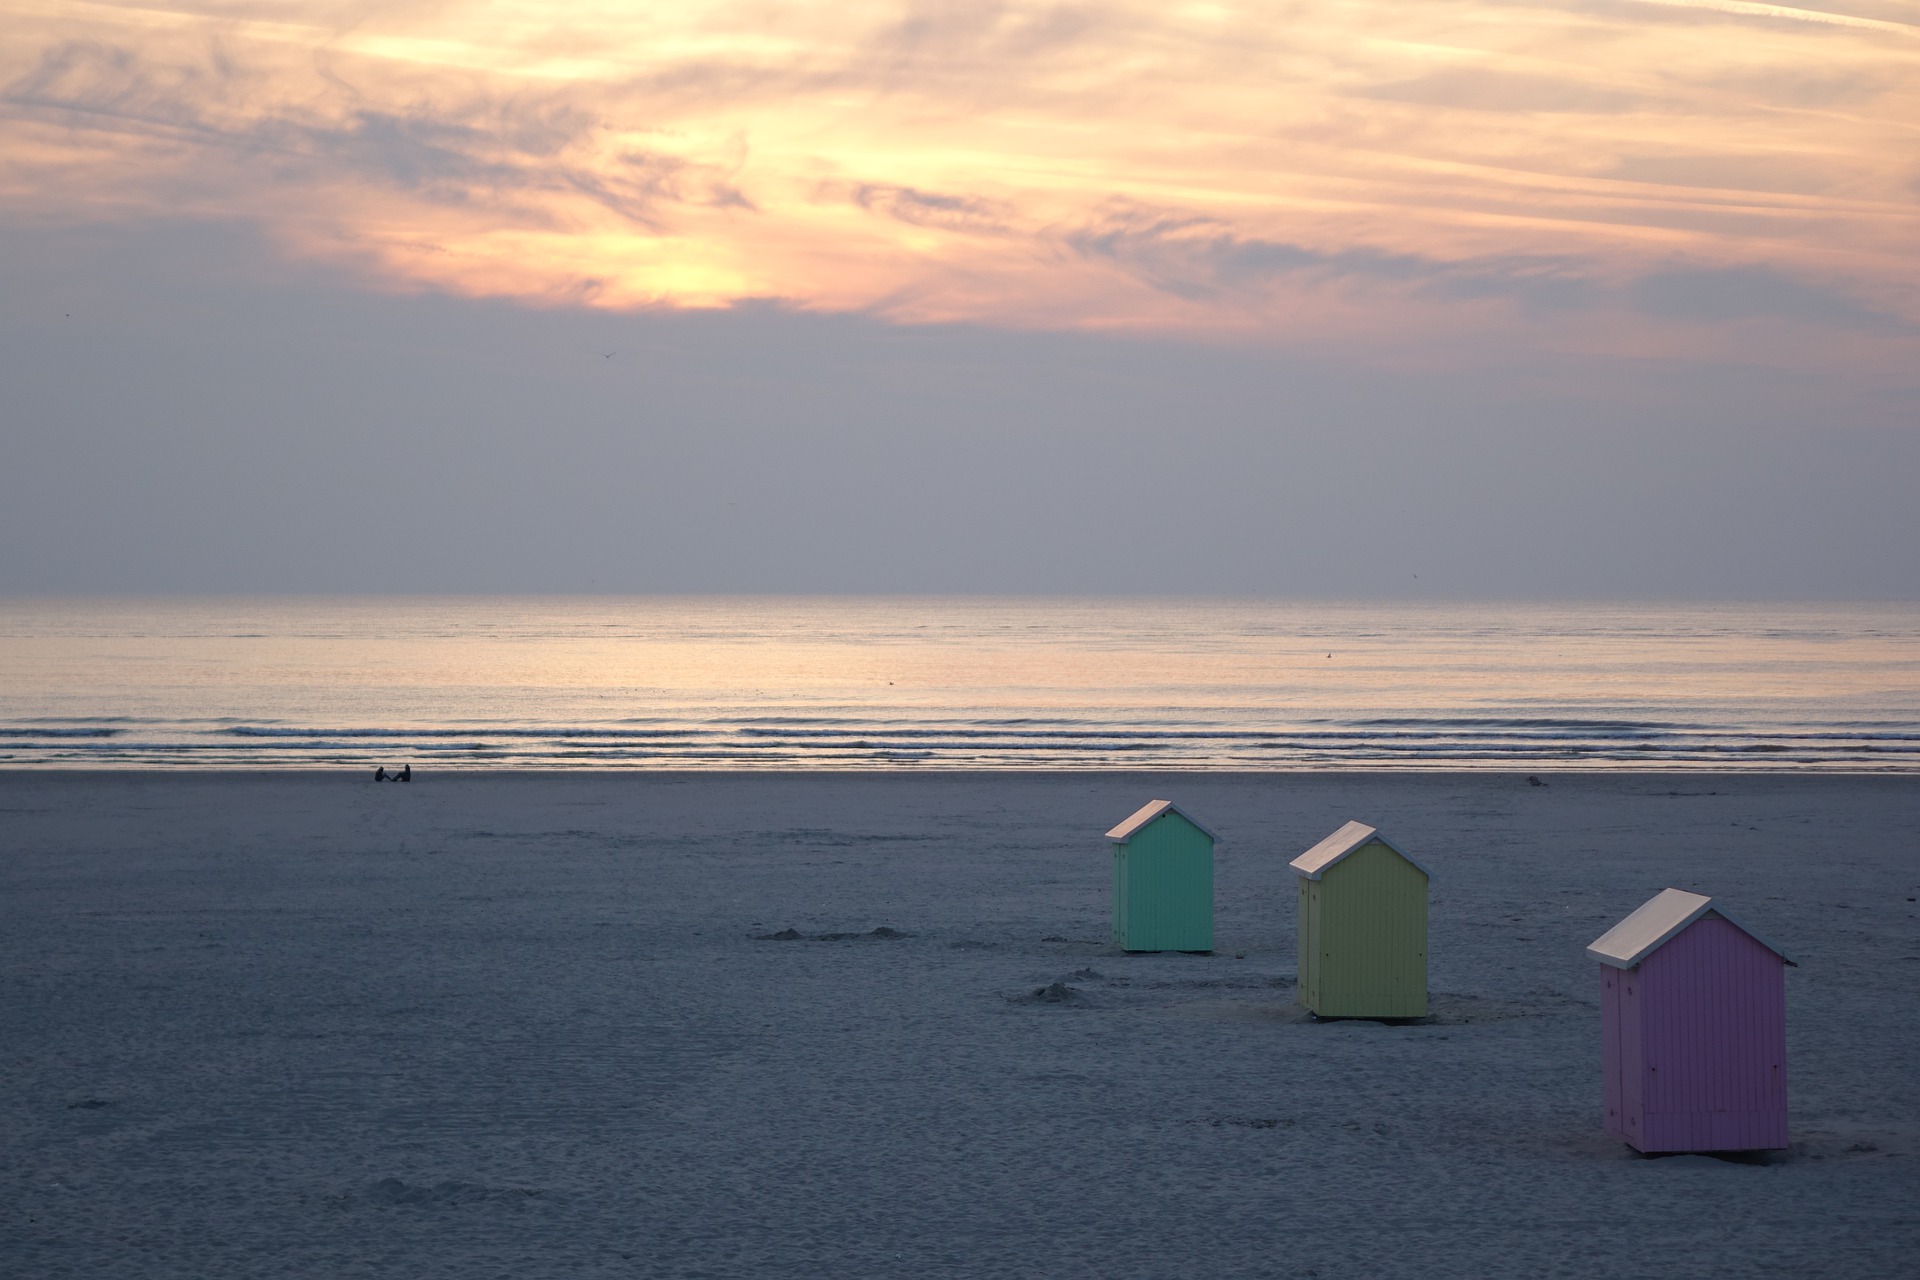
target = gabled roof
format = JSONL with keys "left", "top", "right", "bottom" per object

{"left": 1105, "top": 799, "right": 1218, "bottom": 844}
{"left": 1586, "top": 887, "right": 1796, "bottom": 969}
{"left": 1289, "top": 820, "right": 1430, "bottom": 881}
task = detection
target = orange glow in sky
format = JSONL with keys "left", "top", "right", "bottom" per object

{"left": 3, "top": 0, "right": 1917, "bottom": 363}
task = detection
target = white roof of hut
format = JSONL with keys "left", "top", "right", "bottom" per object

{"left": 1105, "top": 799, "right": 1218, "bottom": 844}
{"left": 1289, "top": 820, "right": 1430, "bottom": 881}
{"left": 1586, "top": 887, "right": 1796, "bottom": 969}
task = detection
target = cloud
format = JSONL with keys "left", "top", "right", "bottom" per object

{"left": 1617, "top": 0, "right": 1920, "bottom": 39}
{"left": 1065, "top": 202, "right": 1905, "bottom": 339}
{"left": 0, "top": 0, "right": 1915, "bottom": 365}
{"left": 1605, "top": 152, "right": 1848, "bottom": 196}
{"left": 1628, "top": 267, "right": 1905, "bottom": 329}
{"left": 4, "top": 38, "right": 243, "bottom": 142}
{"left": 1360, "top": 68, "right": 1648, "bottom": 114}
{"left": 0, "top": 37, "right": 728, "bottom": 230}
{"left": 1065, "top": 206, "right": 1435, "bottom": 301}
{"left": 852, "top": 183, "right": 1009, "bottom": 234}
{"left": 1066, "top": 205, "right": 1607, "bottom": 311}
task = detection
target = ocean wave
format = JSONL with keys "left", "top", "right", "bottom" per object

{"left": 1352, "top": 716, "right": 1686, "bottom": 731}
{"left": 218, "top": 726, "right": 706, "bottom": 739}
{"left": 5, "top": 721, "right": 1905, "bottom": 757}
{"left": 8, "top": 723, "right": 1916, "bottom": 770}
{"left": 0, "top": 727, "right": 121, "bottom": 738}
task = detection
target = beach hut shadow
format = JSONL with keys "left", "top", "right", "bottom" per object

{"left": 1292, "top": 991, "right": 1532, "bottom": 1027}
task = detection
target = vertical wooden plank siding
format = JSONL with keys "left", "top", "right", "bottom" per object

{"left": 1601, "top": 965, "right": 1625, "bottom": 1142}
{"left": 1297, "top": 879, "right": 1318, "bottom": 1008}
{"left": 1619, "top": 967, "right": 1645, "bottom": 1146}
{"left": 1634, "top": 916, "right": 1789, "bottom": 1152}
{"left": 1116, "top": 814, "right": 1212, "bottom": 952}
{"left": 1111, "top": 848, "right": 1126, "bottom": 946}
{"left": 1308, "top": 841, "right": 1428, "bottom": 1018}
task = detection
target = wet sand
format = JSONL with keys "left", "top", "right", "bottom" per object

{"left": 3, "top": 770, "right": 1917, "bottom": 1278}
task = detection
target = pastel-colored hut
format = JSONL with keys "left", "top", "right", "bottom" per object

{"left": 1290, "top": 821, "right": 1430, "bottom": 1019}
{"left": 1103, "top": 800, "right": 1215, "bottom": 953}
{"left": 1588, "top": 888, "right": 1795, "bottom": 1153}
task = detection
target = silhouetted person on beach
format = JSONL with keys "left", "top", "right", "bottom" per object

{"left": 398, "top": 764, "right": 411, "bottom": 782}
{"left": 374, "top": 766, "right": 388, "bottom": 781}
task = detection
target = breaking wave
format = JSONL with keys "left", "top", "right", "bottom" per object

{"left": 4, "top": 714, "right": 1915, "bottom": 769}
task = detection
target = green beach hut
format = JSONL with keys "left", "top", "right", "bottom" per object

{"left": 1291, "top": 821, "right": 1430, "bottom": 1018}
{"left": 1103, "top": 800, "right": 1216, "bottom": 953}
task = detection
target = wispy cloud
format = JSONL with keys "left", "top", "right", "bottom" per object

{"left": 1619, "top": 0, "right": 1920, "bottom": 38}
{"left": 851, "top": 183, "right": 1011, "bottom": 235}
{"left": 2, "top": 0, "right": 1915, "bottom": 362}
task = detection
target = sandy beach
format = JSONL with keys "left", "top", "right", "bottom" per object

{"left": 3, "top": 770, "right": 1917, "bottom": 1278}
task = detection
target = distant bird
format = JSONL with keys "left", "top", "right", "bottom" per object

{"left": 601, "top": 352, "right": 616, "bottom": 359}
{"left": 1327, "top": 653, "right": 1332, "bottom": 659}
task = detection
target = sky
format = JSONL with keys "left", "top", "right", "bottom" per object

{"left": 2, "top": 0, "right": 1917, "bottom": 596}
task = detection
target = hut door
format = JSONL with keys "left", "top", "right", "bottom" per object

{"left": 1601, "top": 968, "right": 1625, "bottom": 1137}
{"left": 1303, "top": 884, "right": 1320, "bottom": 1008}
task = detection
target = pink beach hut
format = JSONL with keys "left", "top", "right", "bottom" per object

{"left": 1587, "top": 888, "right": 1796, "bottom": 1154}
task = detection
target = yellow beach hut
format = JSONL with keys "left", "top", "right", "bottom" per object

{"left": 1291, "top": 820, "right": 1430, "bottom": 1018}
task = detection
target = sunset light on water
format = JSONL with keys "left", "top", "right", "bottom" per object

{"left": 4, "top": 597, "right": 1916, "bottom": 768}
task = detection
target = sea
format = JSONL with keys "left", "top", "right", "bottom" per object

{"left": 1, "top": 596, "right": 1916, "bottom": 771}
